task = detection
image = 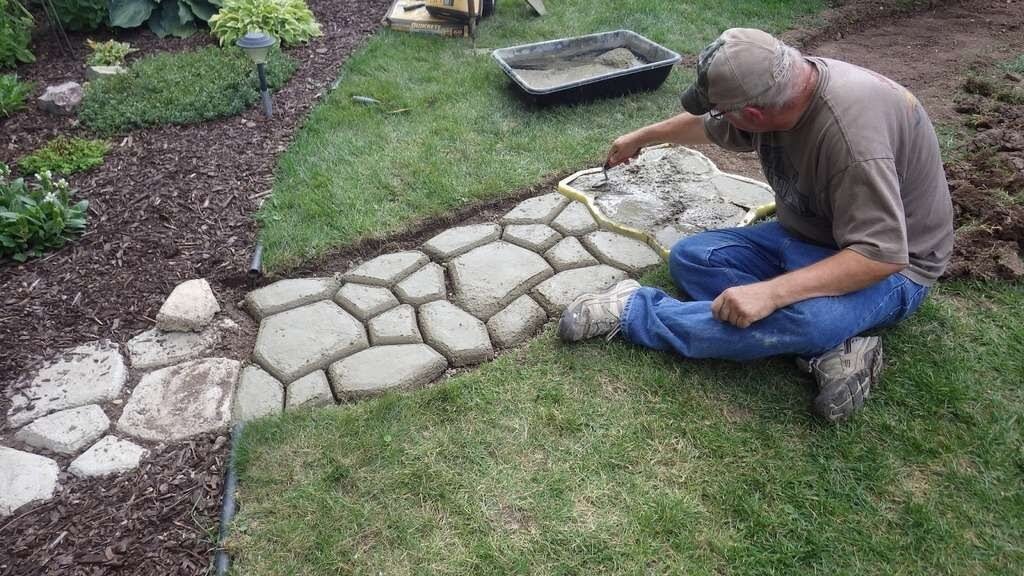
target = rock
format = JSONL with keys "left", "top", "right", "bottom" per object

{"left": 233, "top": 366, "right": 284, "bottom": 423}
{"left": 342, "top": 251, "right": 428, "bottom": 286}
{"left": 500, "top": 192, "right": 570, "bottom": 225}
{"left": 531, "top": 265, "right": 629, "bottom": 314}
{"left": 550, "top": 202, "right": 598, "bottom": 236}
{"left": 68, "top": 436, "right": 148, "bottom": 478}
{"left": 449, "top": 241, "right": 553, "bottom": 320}
{"left": 127, "top": 318, "right": 237, "bottom": 371}
{"left": 38, "top": 82, "right": 82, "bottom": 115}
{"left": 13, "top": 405, "right": 109, "bottom": 455}
{"left": 117, "top": 358, "right": 239, "bottom": 442}
{"left": 244, "top": 276, "right": 341, "bottom": 320}
{"left": 285, "top": 370, "right": 334, "bottom": 410}
{"left": 253, "top": 301, "right": 368, "bottom": 383}
{"left": 544, "top": 236, "right": 599, "bottom": 272}
{"left": 86, "top": 65, "right": 127, "bottom": 80}
{"left": 419, "top": 300, "right": 493, "bottom": 367}
{"left": 368, "top": 304, "right": 422, "bottom": 345}
{"left": 156, "top": 278, "right": 220, "bottom": 332}
{"left": 7, "top": 340, "right": 126, "bottom": 428}
{"left": 422, "top": 224, "right": 501, "bottom": 260}
{"left": 0, "top": 447, "right": 59, "bottom": 516}
{"left": 502, "top": 224, "right": 562, "bottom": 253}
{"left": 328, "top": 344, "right": 447, "bottom": 400}
{"left": 334, "top": 283, "right": 399, "bottom": 321}
{"left": 487, "top": 295, "right": 548, "bottom": 348}
{"left": 581, "top": 231, "right": 662, "bottom": 274}
{"left": 394, "top": 263, "right": 446, "bottom": 305}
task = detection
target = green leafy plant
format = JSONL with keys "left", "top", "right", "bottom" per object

{"left": 86, "top": 38, "right": 137, "bottom": 66}
{"left": 109, "top": 0, "right": 222, "bottom": 39}
{"left": 0, "top": 73, "right": 31, "bottom": 117}
{"left": 80, "top": 46, "right": 296, "bottom": 133}
{"left": 210, "top": 0, "right": 321, "bottom": 46}
{"left": 0, "top": 164, "right": 88, "bottom": 262}
{"left": 0, "top": 0, "right": 34, "bottom": 68}
{"left": 51, "top": 0, "right": 108, "bottom": 32}
{"left": 18, "top": 137, "right": 110, "bottom": 176}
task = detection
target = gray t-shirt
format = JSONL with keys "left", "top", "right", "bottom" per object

{"left": 704, "top": 57, "right": 953, "bottom": 286}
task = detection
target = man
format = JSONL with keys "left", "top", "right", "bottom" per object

{"left": 558, "top": 28, "right": 953, "bottom": 422}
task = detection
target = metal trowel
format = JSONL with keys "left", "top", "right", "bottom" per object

{"left": 594, "top": 160, "right": 610, "bottom": 188}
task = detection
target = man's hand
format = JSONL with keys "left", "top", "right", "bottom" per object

{"left": 606, "top": 134, "right": 643, "bottom": 168}
{"left": 711, "top": 282, "right": 781, "bottom": 328}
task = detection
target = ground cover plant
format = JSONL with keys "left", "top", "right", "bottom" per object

{"left": 17, "top": 136, "right": 110, "bottom": 176}
{"left": 0, "top": 165, "right": 88, "bottom": 262}
{"left": 257, "top": 0, "right": 824, "bottom": 270}
{"left": 210, "top": 0, "right": 323, "bottom": 46}
{"left": 0, "top": 73, "right": 31, "bottom": 117}
{"left": 0, "top": 0, "right": 34, "bottom": 67}
{"left": 79, "top": 45, "right": 296, "bottom": 134}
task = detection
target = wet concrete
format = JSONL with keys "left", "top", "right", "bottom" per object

{"left": 512, "top": 48, "right": 646, "bottom": 90}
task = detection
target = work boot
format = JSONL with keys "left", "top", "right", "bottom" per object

{"left": 798, "top": 336, "right": 884, "bottom": 423}
{"left": 558, "top": 279, "right": 640, "bottom": 342}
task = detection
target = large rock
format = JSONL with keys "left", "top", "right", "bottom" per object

{"left": 449, "top": 241, "right": 553, "bottom": 320}
{"left": 368, "top": 304, "right": 422, "bottom": 345}
{"left": 342, "top": 251, "right": 428, "bottom": 287}
{"left": 245, "top": 277, "right": 341, "bottom": 320}
{"left": 550, "top": 202, "right": 598, "bottom": 236}
{"left": 581, "top": 231, "right": 662, "bottom": 274}
{"left": 328, "top": 344, "right": 447, "bottom": 400}
{"left": 531, "top": 265, "right": 629, "bottom": 314}
{"left": 156, "top": 278, "right": 220, "bottom": 332}
{"left": 117, "top": 358, "right": 239, "bottom": 442}
{"left": 544, "top": 236, "right": 599, "bottom": 272}
{"left": 487, "top": 295, "right": 548, "bottom": 348}
{"left": 0, "top": 447, "right": 59, "bottom": 516}
{"left": 253, "top": 301, "right": 368, "bottom": 383}
{"left": 419, "top": 301, "right": 493, "bottom": 367}
{"left": 233, "top": 366, "right": 284, "bottom": 423}
{"left": 394, "top": 263, "right": 446, "bottom": 305}
{"left": 333, "top": 283, "right": 399, "bottom": 321}
{"left": 14, "top": 405, "right": 109, "bottom": 455}
{"left": 422, "top": 224, "right": 501, "bottom": 260}
{"left": 68, "top": 436, "right": 148, "bottom": 478}
{"left": 500, "top": 192, "right": 570, "bottom": 225}
{"left": 127, "top": 318, "right": 237, "bottom": 370}
{"left": 7, "top": 340, "right": 126, "bottom": 428}
{"left": 502, "top": 224, "right": 562, "bottom": 253}
{"left": 285, "top": 370, "right": 334, "bottom": 410}
{"left": 38, "top": 82, "right": 82, "bottom": 115}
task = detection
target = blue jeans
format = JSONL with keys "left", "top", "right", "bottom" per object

{"left": 620, "top": 222, "right": 929, "bottom": 361}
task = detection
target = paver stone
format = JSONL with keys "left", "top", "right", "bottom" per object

{"left": 156, "top": 278, "right": 220, "bottom": 332}
{"left": 334, "top": 283, "right": 399, "bottom": 321}
{"left": 68, "top": 436, "right": 148, "bottom": 478}
{"left": 286, "top": 370, "right": 334, "bottom": 410}
{"left": 532, "top": 265, "right": 629, "bottom": 314}
{"left": 544, "top": 236, "right": 599, "bottom": 272}
{"left": 550, "top": 202, "right": 598, "bottom": 236}
{"left": 14, "top": 405, "right": 109, "bottom": 455}
{"left": 449, "top": 241, "right": 553, "bottom": 320}
{"left": 503, "top": 224, "right": 562, "bottom": 253}
{"left": 368, "top": 304, "right": 422, "bottom": 345}
{"left": 233, "top": 366, "right": 284, "bottom": 422}
{"left": 0, "top": 447, "right": 59, "bottom": 516}
{"left": 422, "top": 224, "right": 501, "bottom": 260}
{"left": 581, "top": 231, "right": 662, "bottom": 274}
{"left": 419, "top": 301, "right": 493, "bottom": 366}
{"left": 328, "top": 344, "right": 447, "bottom": 400}
{"left": 487, "top": 295, "right": 548, "bottom": 348}
{"left": 253, "top": 301, "right": 368, "bottom": 383}
{"left": 245, "top": 276, "right": 341, "bottom": 320}
{"left": 128, "top": 318, "right": 237, "bottom": 370}
{"left": 342, "top": 251, "right": 428, "bottom": 286}
{"left": 500, "top": 192, "right": 570, "bottom": 225}
{"left": 394, "top": 263, "right": 446, "bottom": 305}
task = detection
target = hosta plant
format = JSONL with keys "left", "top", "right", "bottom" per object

{"left": 0, "top": 73, "right": 31, "bottom": 117}
{"left": 86, "top": 39, "right": 137, "bottom": 66}
{"left": 109, "top": 0, "right": 222, "bottom": 39}
{"left": 0, "top": 164, "right": 88, "bottom": 263}
{"left": 210, "top": 0, "right": 322, "bottom": 46}
{"left": 51, "top": 0, "right": 108, "bottom": 32}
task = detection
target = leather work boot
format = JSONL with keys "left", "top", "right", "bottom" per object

{"left": 558, "top": 279, "right": 641, "bottom": 342}
{"left": 798, "top": 336, "right": 884, "bottom": 423}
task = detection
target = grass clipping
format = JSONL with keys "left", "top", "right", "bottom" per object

{"left": 79, "top": 46, "right": 296, "bottom": 134}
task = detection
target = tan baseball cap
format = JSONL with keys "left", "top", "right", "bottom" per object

{"left": 680, "top": 28, "right": 785, "bottom": 115}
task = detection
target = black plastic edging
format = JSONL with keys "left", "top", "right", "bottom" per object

{"left": 214, "top": 422, "right": 244, "bottom": 576}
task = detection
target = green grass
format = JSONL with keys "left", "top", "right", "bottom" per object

{"left": 0, "top": 73, "right": 31, "bottom": 118}
{"left": 257, "top": 0, "right": 824, "bottom": 270}
{"left": 79, "top": 46, "right": 296, "bottom": 134}
{"left": 17, "top": 136, "right": 110, "bottom": 176}
{"left": 230, "top": 280, "right": 1024, "bottom": 575}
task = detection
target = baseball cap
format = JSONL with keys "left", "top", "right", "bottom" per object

{"left": 680, "top": 28, "right": 785, "bottom": 116}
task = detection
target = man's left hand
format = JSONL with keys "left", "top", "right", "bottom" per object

{"left": 711, "top": 282, "right": 781, "bottom": 328}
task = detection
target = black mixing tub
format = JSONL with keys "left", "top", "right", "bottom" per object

{"left": 492, "top": 30, "right": 681, "bottom": 106}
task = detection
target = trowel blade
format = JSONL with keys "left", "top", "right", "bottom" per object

{"left": 524, "top": 0, "right": 547, "bottom": 16}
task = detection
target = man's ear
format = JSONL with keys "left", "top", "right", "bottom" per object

{"left": 741, "top": 106, "right": 766, "bottom": 123}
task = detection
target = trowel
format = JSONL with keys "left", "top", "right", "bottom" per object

{"left": 524, "top": 0, "right": 547, "bottom": 16}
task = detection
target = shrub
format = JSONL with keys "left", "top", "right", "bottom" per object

{"left": 210, "top": 0, "right": 322, "bottom": 46}
{"left": 0, "top": 164, "right": 88, "bottom": 262}
{"left": 109, "top": 0, "right": 219, "bottom": 39}
{"left": 18, "top": 137, "right": 110, "bottom": 176}
{"left": 80, "top": 46, "right": 296, "bottom": 134}
{"left": 86, "top": 39, "right": 137, "bottom": 66}
{"left": 0, "top": 0, "right": 34, "bottom": 68}
{"left": 52, "top": 0, "right": 108, "bottom": 32}
{"left": 0, "top": 73, "right": 31, "bottom": 117}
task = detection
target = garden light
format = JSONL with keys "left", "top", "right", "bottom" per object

{"left": 236, "top": 31, "right": 276, "bottom": 118}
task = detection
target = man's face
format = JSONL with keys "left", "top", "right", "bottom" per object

{"left": 722, "top": 107, "right": 775, "bottom": 133}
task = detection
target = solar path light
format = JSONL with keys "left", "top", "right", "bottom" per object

{"left": 236, "top": 31, "right": 276, "bottom": 118}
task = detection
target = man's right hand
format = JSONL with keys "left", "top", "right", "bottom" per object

{"left": 606, "top": 134, "right": 643, "bottom": 168}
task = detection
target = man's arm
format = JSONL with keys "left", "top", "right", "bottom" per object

{"left": 607, "top": 113, "right": 712, "bottom": 166}
{"left": 711, "top": 249, "right": 906, "bottom": 328}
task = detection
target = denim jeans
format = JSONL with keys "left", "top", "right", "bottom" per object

{"left": 620, "top": 222, "right": 930, "bottom": 361}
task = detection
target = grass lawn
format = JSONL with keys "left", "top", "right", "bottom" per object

{"left": 230, "top": 278, "right": 1024, "bottom": 575}
{"left": 257, "top": 0, "right": 825, "bottom": 270}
